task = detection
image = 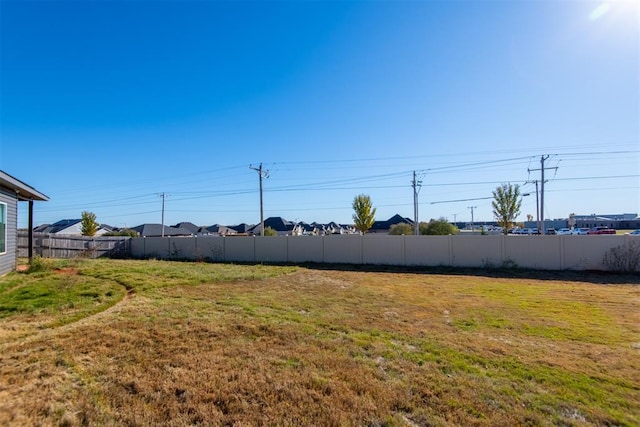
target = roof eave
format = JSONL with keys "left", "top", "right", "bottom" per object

{"left": 0, "top": 171, "right": 49, "bottom": 201}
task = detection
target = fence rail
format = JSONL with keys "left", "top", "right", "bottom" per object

{"left": 17, "top": 231, "right": 131, "bottom": 259}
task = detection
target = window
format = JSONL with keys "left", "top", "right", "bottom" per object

{"left": 0, "top": 203, "right": 6, "bottom": 254}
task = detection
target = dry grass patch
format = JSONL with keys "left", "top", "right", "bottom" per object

{"left": 0, "top": 260, "right": 639, "bottom": 426}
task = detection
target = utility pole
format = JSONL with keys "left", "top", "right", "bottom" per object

{"left": 411, "top": 171, "right": 422, "bottom": 235}
{"left": 158, "top": 192, "right": 168, "bottom": 237}
{"left": 250, "top": 163, "right": 269, "bottom": 236}
{"left": 528, "top": 156, "right": 557, "bottom": 234}
{"left": 525, "top": 180, "right": 540, "bottom": 230}
{"left": 452, "top": 213, "right": 458, "bottom": 228}
{"left": 468, "top": 206, "right": 477, "bottom": 230}
{"left": 534, "top": 180, "right": 539, "bottom": 230}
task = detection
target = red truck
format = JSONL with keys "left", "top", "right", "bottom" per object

{"left": 587, "top": 227, "right": 616, "bottom": 235}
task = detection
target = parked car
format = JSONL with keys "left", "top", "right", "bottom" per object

{"left": 557, "top": 228, "right": 572, "bottom": 235}
{"left": 545, "top": 228, "right": 557, "bottom": 235}
{"left": 626, "top": 229, "right": 640, "bottom": 235}
{"left": 572, "top": 228, "right": 589, "bottom": 235}
{"left": 587, "top": 226, "right": 616, "bottom": 235}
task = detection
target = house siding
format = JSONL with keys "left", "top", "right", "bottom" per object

{"left": 0, "top": 187, "right": 17, "bottom": 275}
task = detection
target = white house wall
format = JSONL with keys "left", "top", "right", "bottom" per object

{"left": 53, "top": 222, "right": 109, "bottom": 236}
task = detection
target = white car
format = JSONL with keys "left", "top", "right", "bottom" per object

{"left": 572, "top": 228, "right": 589, "bottom": 235}
{"left": 557, "top": 228, "right": 572, "bottom": 235}
{"left": 626, "top": 229, "right": 640, "bottom": 236}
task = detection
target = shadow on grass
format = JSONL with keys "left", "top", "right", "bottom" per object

{"left": 56, "top": 255, "right": 640, "bottom": 285}
{"left": 287, "top": 262, "right": 640, "bottom": 285}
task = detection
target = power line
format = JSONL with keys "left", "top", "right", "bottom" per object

{"left": 432, "top": 196, "right": 493, "bottom": 205}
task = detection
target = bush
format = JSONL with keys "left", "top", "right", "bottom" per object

{"left": 420, "top": 219, "right": 459, "bottom": 235}
{"left": 27, "top": 256, "right": 55, "bottom": 273}
{"left": 264, "top": 227, "right": 278, "bottom": 236}
{"left": 389, "top": 223, "right": 413, "bottom": 235}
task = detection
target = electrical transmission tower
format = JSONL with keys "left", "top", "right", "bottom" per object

{"left": 250, "top": 163, "right": 269, "bottom": 236}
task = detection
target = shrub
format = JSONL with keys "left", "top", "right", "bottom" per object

{"left": 389, "top": 223, "right": 413, "bottom": 235}
{"left": 420, "top": 219, "right": 459, "bottom": 235}
{"left": 28, "top": 256, "right": 55, "bottom": 273}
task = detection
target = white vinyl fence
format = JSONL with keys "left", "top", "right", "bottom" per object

{"left": 130, "top": 234, "right": 640, "bottom": 271}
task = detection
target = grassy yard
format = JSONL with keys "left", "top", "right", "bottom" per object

{"left": 1, "top": 259, "right": 639, "bottom": 426}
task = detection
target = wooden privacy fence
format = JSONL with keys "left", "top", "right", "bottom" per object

{"left": 17, "top": 231, "right": 131, "bottom": 259}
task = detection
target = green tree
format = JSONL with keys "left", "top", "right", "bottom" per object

{"left": 80, "top": 211, "right": 99, "bottom": 236}
{"left": 492, "top": 183, "right": 522, "bottom": 234}
{"left": 389, "top": 223, "right": 413, "bottom": 235}
{"left": 352, "top": 194, "right": 376, "bottom": 234}
{"left": 263, "top": 226, "right": 277, "bottom": 236}
{"left": 420, "top": 218, "right": 459, "bottom": 235}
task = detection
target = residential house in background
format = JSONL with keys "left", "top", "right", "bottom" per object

{"left": 311, "top": 221, "right": 353, "bottom": 235}
{"left": 34, "top": 219, "right": 113, "bottom": 236}
{"left": 248, "top": 217, "right": 303, "bottom": 236}
{"left": 0, "top": 170, "right": 49, "bottom": 275}
{"left": 369, "top": 214, "right": 414, "bottom": 234}
{"left": 199, "top": 224, "right": 238, "bottom": 236}
{"left": 229, "top": 223, "right": 252, "bottom": 234}
{"left": 172, "top": 222, "right": 200, "bottom": 234}
{"left": 131, "top": 223, "right": 194, "bottom": 237}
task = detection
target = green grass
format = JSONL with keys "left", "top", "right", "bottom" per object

{"left": 76, "top": 258, "right": 297, "bottom": 292}
{"left": 0, "top": 267, "right": 124, "bottom": 326}
{"left": 1, "top": 258, "right": 296, "bottom": 327}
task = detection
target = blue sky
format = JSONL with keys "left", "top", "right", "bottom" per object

{"left": 1, "top": 0, "right": 638, "bottom": 229}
